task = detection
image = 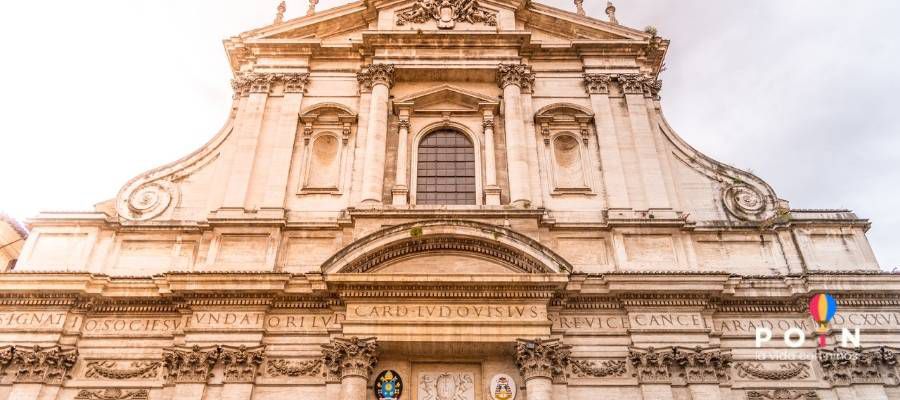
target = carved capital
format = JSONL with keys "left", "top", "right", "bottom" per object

{"left": 818, "top": 347, "right": 893, "bottom": 386}
{"left": 231, "top": 72, "right": 310, "bottom": 96}
{"left": 482, "top": 118, "right": 494, "bottom": 131}
{"left": 75, "top": 389, "right": 149, "bottom": 400}
{"left": 221, "top": 345, "right": 266, "bottom": 383}
{"left": 627, "top": 347, "right": 675, "bottom": 384}
{"left": 514, "top": 338, "right": 571, "bottom": 382}
{"left": 616, "top": 74, "right": 662, "bottom": 98}
{"left": 12, "top": 345, "right": 78, "bottom": 385}
{"left": 162, "top": 345, "right": 221, "bottom": 384}
{"left": 746, "top": 389, "right": 820, "bottom": 400}
{"left": 583, "top": 73, "right": 612, "bottom": 95}
{"left": 398, "top": 119, "right": 411, "bottom": 131}
{"left": 672, "top": 346, "right": 732, "bottom": 384}
{"left": 84, "top": 360, "right": 161, "bottom": 380}
{"left": 322, "top": 337, "right": 378, "bottom": 380}
{"left": 498, "top": 64, "right": 535, "bottom": 93}
{"left": 266, "top": 358, "right": 323, "bottom": 377}
{"left": 358, "top": 64, "right": 395, "bottom": 90}
{"left": 283, "top": 73, "right": 311, "bottom": 93}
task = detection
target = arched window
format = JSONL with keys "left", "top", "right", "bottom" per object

{"left": 416, "top": 130, "right": 476, "bottom": 205}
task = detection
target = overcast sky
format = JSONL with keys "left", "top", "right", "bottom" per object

{"left": 0, "top": 1, "right": 897, "bottom": 268}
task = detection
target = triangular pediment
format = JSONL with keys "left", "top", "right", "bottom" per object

{"left": 521, "top": 3, "right": 648, "bottom": 41}
{"left": 394, "top": 85, "right": 498, "bottom": 114}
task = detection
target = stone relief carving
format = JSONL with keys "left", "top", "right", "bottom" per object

{"left": 356, "top": 64, "right": 395, "bottom": 92}
{"left": 673, "top": 346, "right": 732, "bottom": 384}
{"left": 497, "top": 64, "right": 536, "bottom": 93}
{"left": 231, "top": 72, "right": 310, "bottom": 97}
{"left": 396, "top": 0, "right": 496, "bottom": 29}
{"left": 817, "top": 346, "right": 893, "bottom": 386}
{"left": 734, "top": 362, "right": 809, "bottom": 380}
{"left": 627, "top": 347, "right": 674, "bottom": 383}
{"left": 221, "top": 345, "right": 266, "bottom": 383}
{"left": 9, "top": 345, "right": 78, "bottom": 384}
{"left": 419, "top": 372, "right": 475, "bottom": 400}
{"left": 616, "top": 74, "right": 663, "bottom": 98}
{"left": 120, "top": 180, "right": 179, "bottom": 222}
{"left": 321, "top": 337, "right": 378, "bottom": 380}
{"left": 514, "top": 338, "right": 571, "bottom": 382}
{"left": 723, "top": 184, "right": 770, "bottom": 221}
{"left": 84, "top": 360, "right": 161, "bottom": 380}
{"left": 266, "top": 358, "right": 323, "bottom": 377}
{"left": 746, "top": 390, "right": 819, "bottom": 400}
{"left": 583, "top": 73, "right": 612, "bottom": 95}
{"left": 75, "top": 389, "right": 149, "bottom": 400}
{"left": 568, "top": 359, "right": 627, "bottom": 378}
{"left": 162, "top": 345, "right": 221, "bottom": 384}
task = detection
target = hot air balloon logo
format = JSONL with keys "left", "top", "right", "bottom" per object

{"left": 809, "top": 293, "right": 837, "bottom": 348}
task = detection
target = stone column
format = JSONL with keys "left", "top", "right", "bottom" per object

{"left": 392, "top": 105, "right": 411, "bottom": 205}
{"left": 515, "top": 339, "right": 570, "bottom": 400}
{"left": 222, "top": 73, "right": 273, "bottom": 211}
{"left": 322, "top": 337, "right": 379, "bottom": 400}
{"left": 617, "top": 74, "right": 671, "bottom": 210}
{"left": 220, "top": 345, "right": 266, "bottom": 400}
{"left": 498, "top": 64, "right": 535, "bottom": 207}
{"left": 628, "top": 347, "right": 675, "bottom": 400}
{"left": 6, "top": 345, "right": 77, "bottom": 400}
{"left": 163, "top": 345, "right": 221, "bottom": 400}
{"left": 260, "top": 73, "right": 309, "bottom": 215}
{"left": 359, "top": 64, "right": 395, "bottom": 205}
{"left": 481, "top": 108, "right": 501, "bottom": 205}
{"left": 583, "top": 73, "right": 631, "bottom": 210}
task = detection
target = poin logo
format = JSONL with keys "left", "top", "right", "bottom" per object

{"left": 756, "top": 293, "right": 861, "bottom": 348}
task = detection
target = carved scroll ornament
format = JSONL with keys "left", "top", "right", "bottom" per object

{"left": 723, "top": 184, "right": 770, "bottom": 221}
{"left": 396, "top": 0, "right": 497, "bottom": 29}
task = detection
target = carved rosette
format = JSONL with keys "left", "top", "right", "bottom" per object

{"left": 497, "top": 64, "right": 536, "bottom": 93}
{"left": 221, "top": 345, "right": 266, "bottom": 383}
{"left": 357, "top": 64, "right": 395, "bottom": 91}
{"left": 12, "top": 345, "right": 78, "bottom": 385}
{"left": 616, "top": 74, "right": 662, "bottom": 98}
{"left": 75, "top": 389, "right": 149, "bottom": 400}
{"left": 723, "top": 184, "right": 770, "bottom": 221}
{"left": 321, "top": 337, "right": 378, "bottom": 380}
{"left": 628, "top": 347, "right": 675, "bottom": 384}
{"left": 672, "top": 347, "right": 732, "bottom": 384}
{"left": 817, "top": 347, "right": 892, "bottom": 386}
{"left": 162, "top": 345, "right": 221, "bottom": 384}
{"left": 231, "top": 72, "right": 310, "bottom": 97}
{"left": 569, "top": 359, "right": 627, "bottom": 378}
{"left": 396, "top": 0, "right": 497, "bottom": 29}
{"left": 583, "top": 73, "right": 613, "bottom": 95}
{"left": 746, "top": 389, "right": 820, "bottom": 400}
{"left": 734, "top": 362, "right": 809, "bottom": 380}
{"left": 84, "top": 360, "right": 161, "bottom": 380}
{"left": 266, "top": 358, "right": 323, "bottom": 377}
{"left": 514, "top": 338, "right": 571, "bottom": 382}
{"left": 118, "top": 179, "right": 179, "bottom": 221}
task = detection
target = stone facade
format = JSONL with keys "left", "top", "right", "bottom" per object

{"left": 2, "top": 1, "right": 896, "bottom": 400}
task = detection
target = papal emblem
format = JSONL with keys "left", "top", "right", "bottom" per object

{"left": 375, "top": 370, "right": 403, "bottom": 400}
{"left": 488, "top": 374, "right": 516, "bottom": 400}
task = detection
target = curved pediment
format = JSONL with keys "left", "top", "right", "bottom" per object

{"left": 320, "top": 219, "right": 572, "bottom": 274}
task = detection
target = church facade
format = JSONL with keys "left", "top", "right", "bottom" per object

{"left": 3, "top": 1, "right": 897, "bottom": 400}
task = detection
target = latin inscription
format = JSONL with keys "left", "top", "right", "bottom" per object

{"left": 550, "top": 314, "right": 629, "bottom": 333}
{"left": 347, "top": 304, "right": 546, "bottom": 321}
{"left": 629, "top": 312, "right": 707, "bottom": 330}
{"left": 0, "top": 312, "right": 66, "bottom": 331}
{"left": 190, "top": 312, "right": 266, "bottom": 330}
{"left": 82, "top": 317, "right": 182, "bottom": 336}
{"left": 265, "top": 313, "right": 344, "bottom": 333}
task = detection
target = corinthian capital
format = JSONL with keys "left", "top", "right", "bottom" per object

{"left": 514, "top": 338, "right": 571, "bottom": 382}
{"left": 583, "top": 73, "right": 613, "bottom": 95}
{"left": 282, "top": 73, "right": 311, "bottom": 93}
{"left": 616, "top": 74, "right": 663, "bottom": 98}
{"left": 498, "top": 63, "right": 536, "bottom": 93}
{"left": 11, "top": 345, "right": 78, "bottom": 385}
{"left": 322, "top": 337, "right": 378, "bottom": 380}
{"left": 162, "top": 345, "right": 221, "bottom": 384}
{"left": 357, "top": 64, "right": 395, "bottom": 91}
{"left": 231, "top": 72, "right": 310, "bottom": 97}
{"left": 221, "top": 345, "right": 266, "bottom": 383}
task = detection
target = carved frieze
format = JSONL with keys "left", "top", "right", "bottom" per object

{"left": 497, "top": 64, "right": 535, "bottom": 93}
{"left": 569, "top": 359, "right": 627, "bottom": 378}
{"left": 396, "top": 0, "right": 496, "bottom": 29}
{"left": 75, "top": 389, "right": 149, "bottom": 400}
{"left": 734, "top": 362, "right": 809, "bottom": 380}
{"left": 266, "top": 358, "right": 323, "bottom": 377}
{"left": 583, "top": 73, "right": 612, "bottom": 95}
{"left": 231, "top": 72, "right": 310, "bottom": 97}
{"left": 321, "top": 337, "right": 378, "bottom": 380}
{"left": 84, "top": 360, "right": 161, "bottom": 380}
{"left": 746, "top": 390, "right": 819, "bottom": 400}
{"left": 357, "top": 64, "right": 395, "bottom": 91}
{"left": 514, "top": 338, "right": 571, "bottom": 382}
{"left": 221, "top": 345, "right": 266, "bottom": 383}
{"left": 11, "top": 345, "right": 78, "bottom": 385}
{"left": 162, "top": 345, "right": 221, "bottom": 384}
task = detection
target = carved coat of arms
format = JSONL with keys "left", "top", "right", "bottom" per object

{"left": 396, "top": 0, "right": 497, "bottom": 29}
{"left": 419, "top": 372, "right": 475, "bottom": 400}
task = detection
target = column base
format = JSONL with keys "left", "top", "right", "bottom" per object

{"left": 391, "top": 186, "right": 409, "bottom": 206}
{"left": 484, "top": 186, "right": 501, "bottom": 206}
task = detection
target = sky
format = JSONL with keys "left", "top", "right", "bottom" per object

{"left": 0, "top": 1, "right": 897, "bottom": 268}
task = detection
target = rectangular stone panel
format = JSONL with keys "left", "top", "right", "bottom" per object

{"left": 26, "top": 232, "right": 90, "bottom": 269}
{"left": 215, "top": 235, "right": 269, "bottom": 267}
{"left": 113, "top": 240, "right": 195, "bottom": 274}
{"left": 623, "top": 234, "right": 677, "bottom": 263}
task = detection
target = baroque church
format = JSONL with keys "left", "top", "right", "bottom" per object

{"left": 2, "top": 0, "right": 897, "bottom": 399}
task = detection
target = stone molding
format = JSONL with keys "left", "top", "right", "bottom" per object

{"left": 321, "top": 337, "right": 378, "bottom": 381}
{"left": 231, "top": 72, "right": 310, "bottom": 97}
{"left": 84, "top": 360, "right": 162, "bottom": 380}
{"left": 266, "top": 358, "right": 323, "bottom": 377}
{"left": 75, "top": 389, "right": 149, "bottom": 400}
{"left": 221, "top": 345, "right": 267, "bottom": 383}
{"left": 746, "top": 390, "right": 819, "bottom": 400}
{"left": 628, "top": 346, "right": 731, "bottom": 385}
{"left": 162, "top": 345, "right": 222, "bottom": 384}
{"left": 514, "top": 338, "right": 571, "bottom": 383}
{"left": 568, "top": 359, "right": 628, "bottom": 378}
{"left": 583, "top": 73, "right": 612, "bottom": 95}
{"left": 734, "top": 362, "right": 810, "bottom": 380}
{"left": 616, "top": 74, "right": 662, "bottom": 98}
{"left": 817, "top": 346, "right": 899, "bottom": 386}
{"left": 0, "top": 345, "right": 78, "bottom": 385}
{"left": 357, "top": 64, "right": 395, "bottom": 92}
{"left": 396, "top": 0, "right": 497, "bottom": 29}
{"left": 497, "top": 64, "right": 535, "bottom": 93}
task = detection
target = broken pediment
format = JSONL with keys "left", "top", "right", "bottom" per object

{"left": 393, "top": 85, "right": 498, "bottom": 115}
